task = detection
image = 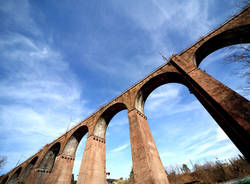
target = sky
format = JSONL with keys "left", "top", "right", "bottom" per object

{"left": 0, "top": 0, "right": 249, "bottom": 180}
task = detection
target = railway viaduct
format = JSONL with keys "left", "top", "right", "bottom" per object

{"left": 1, "top": 7, "right": 249, "bottom": 184}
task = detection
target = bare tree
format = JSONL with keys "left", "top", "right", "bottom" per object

{"left": 225, "top": 44, "right": 250, "bottom": 94}
{"left": 182, "top": 164, "right": 191, "bottom": 173}
{"left": 0, "top": 156, "right": 7, "bottom": 170}
{"left": 222, "top": 1, "right": 250, "bottom": 95}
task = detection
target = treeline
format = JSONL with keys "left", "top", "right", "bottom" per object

{"left": 166, "top": 155, "right": 250, "bottom": 184}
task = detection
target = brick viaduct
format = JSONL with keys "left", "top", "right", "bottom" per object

{"left": 1, "top": 7, "right": 249, "bottom": 184}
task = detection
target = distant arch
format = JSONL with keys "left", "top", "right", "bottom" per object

{"left": 62, "top": 125, "right": 88, "bottom": 156}
{"left": 195, "top": 24, "right": 250, "bottom": 67}
{"left": 19, "top": 156, "right": 38, "bottom": 182}
{"left": 0, "top": 176, "right": 8, "bottom": 184}
{"left": 135, "top": 72, "right": 187, "bottom": 113}
{"left": 93, "top": 103, "right": 128, "bottom": 138}
{"left": 7, "top": 167, "right": 22, "bottom": 184}
{"left": 38, "top": 142, "right": 60, "bottom": 172}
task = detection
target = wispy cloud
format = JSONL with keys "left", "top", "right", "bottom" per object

{"left": 0, "top": 1, "right": 91, "bottom": 173}
{"left": 182, "top": 126, "right": 231, "bottom": 156}
{"left": 169, "top": 126, "right": 238, "bottom": 164}
{"left": 0, "top": 0, "right": 41, "bottom": 36}
{"left": 145, "top": 84, "right": 201, "bottom": 117}
{"left": 216, "top": 127, "right": 229, "bottom": 142}
{"left": 76, "top": 1, "right": 213, "bottom": 82}
{"left": 113, "top": 0, "right": 215, "bottom": 50}
{"left": 111, "top": 144, "right": 129, "bottom": 153}
{"left": 179, "top": 127, "right": 215, "bottom": 148}
{"left": 65, "top": 0, "right": 227, "bottom": 90}
{"left": 160, "top": 152, "right": 175, "bottom": 158}
{"left": 199, "top": 144, "right": 237, "bottom": 159}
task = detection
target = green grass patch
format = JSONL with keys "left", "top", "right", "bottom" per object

{"left": 234, "top": 179, "right": 250, "bottom": 184}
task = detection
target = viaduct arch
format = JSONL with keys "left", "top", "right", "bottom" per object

{"left": 195, "top": 24, "right": 250, "bottom": 67}
{"left": 19, "top": 156, "right": 38, "bottom": 183}
{"left": 7, "top": 167, "right": 22, "bottom": 184}
{"left": 1, "top": 7, "right": 249, "bottom": 184}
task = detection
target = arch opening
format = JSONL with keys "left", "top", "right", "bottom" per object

{"left": 19, "top": 156, "right": 38, "bottom": 182}
{"left": 63, "top": 126, "right": 88, "bottom": 157}
{"left": 195, "top": 24, "right": 250, "bottom": 67}
{"left": 0, "top": 176, "right": 8, "bottom": 184}
{"left": 62, "top": 125, "right": 88, "bottom": 182}
{"left": 38, "top": 142, "right": 60, "bottom": 172}
{"left": 143, "top": 83, "right": 242, "bottom": 183}
{"left": 199, "top": 43, "right": 250, "bottom": 100}
{"left": 7, "top": 167, "right": 22, "bottom": 184}
{"left": 135, "top": 72, "right": 186, "bottom": 113}
{"left": 105, "top": 109, "right": 131, "bottom": 179}
{"left": 92, "top": 102, "right": 131, "bottom": 179}
{"left": 93, "top": 103, "right": 127, "bottom": 138}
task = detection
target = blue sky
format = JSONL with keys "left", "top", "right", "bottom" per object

{"left": 0, "top": 0, "right": 249, "bottom": 180}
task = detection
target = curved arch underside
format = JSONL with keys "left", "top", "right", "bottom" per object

{"left": 93, "top": 103, "right": 127, "bottom": 138}
{"left": 101, "top": 103, "right": 127, "bottom": 124}
{"left": 19, "top": 157, "right": 38, "bottom": 182}
{"left": 135, "top": 72, "right": 187, "bottom": 113}
{"left": 63, "top": 126, "right": 88, "bottom": 156}
{"left": 0, "top": 176, "right": 8, "bottom": 184}
{"left": 39, "top": 143, "right": 60, "bottom": 171}
{"left": 7, "top": 167, "right": 22, "bottom": 184}
{"left": 195, "top": 24, "right": 250, "bottom": 67}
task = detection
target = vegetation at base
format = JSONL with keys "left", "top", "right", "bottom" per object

{"left": 106, "top": 156, "right": 250, "bottom": 184}
{"left": 107, "top": 169, "right": 134, "bottom": 184}
{"left": 165, "top": 155, "right": 250, "bottom": 184}
{"left": 235, "top": 180, "right": 250, "bottom": 184}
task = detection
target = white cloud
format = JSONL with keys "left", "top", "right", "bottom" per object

{"left": 145, "top": 85, "right": 181, "bottom": 112}
{"left": 145, "top": 84, "right": 201, "bottom": 117}
{"left": 216, "top": 127, "right": 229, "bottom": 141}
{"left": 150, "top": 86, "right": 180, "bottom": 99}
{"left": 73, "top": 0, "right": 222, "bottom": 86}
{"left": 192, "top": 141, "right": 218, "bottom": 155}
{"left": 80, "top": 0, "right": 216, "bottom": 81}
{"left": 114, "top": 0, "right": 214, "bottom": 47}
{"left": 199, "top": 144, "right": 237, "bottom": 158}
{"left": 160, "top": 152, "right": 175, "bottom": 158}
{"left": 111, "top": 144, "right": 129, "bottom": 153}
{"left": 0, "top": 34, "right": 91, "bottom": 138}
{"left": 180, "top": 128, "right": 215, "bottom": 148}
{"left": 178, "top": 127, "right": 238, "bottom": 162}
{"left": 182, "top": 127, "right": 230, "bottom": 157}
{"left": 0, "top": 0, "right": 41, "bottom": 36}
{"left": 0, "top": 1, "right": 92, "bottom": 174}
